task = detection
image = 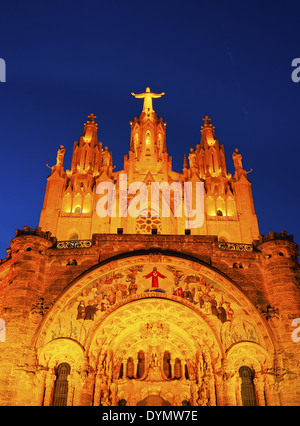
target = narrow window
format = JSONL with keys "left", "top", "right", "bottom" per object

{"left": 126, "top": 357, "right": 134, "bottom": 379}
{"left": 118, "top": 363, "right": 124, "bottom": 379}
{"left": 163, "top": 351, "right": 171, "bottom": 378}
{"left": 83, "top": 149, "right": 88, "bottom": 169}
{"left": 239, "top": 366, "right": 257, "bottom": 406}
{"left": 174, "top": 358, "right": 182, "bottom": 379}
{"left": 211, "top": 153, "right": 215, "bottom": 172}
{"left": 118, "top": 398, "right": 127, "bottom": 406}
{"left": 184, "top": 364, "right": 189, "bottom": 380}
{"left": 52, "top": 363, "right": 71, "bottom": 406}
{"left": 137, "top": 351, "right": 145, "bottom": 378}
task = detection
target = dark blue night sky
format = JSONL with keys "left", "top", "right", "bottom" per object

{"left": 0, "top": 0, "right": 299, "bottom": 258}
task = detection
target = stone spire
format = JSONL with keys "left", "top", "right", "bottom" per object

{"left": 198, "top": 115, "right": 227, "bottom": 178}
{"left": 81, "top": 113, "right": 98, "bottom": 145}
{"left": 128, "top": 88, "right": 169, "bottom": 173}
{"left": 70, "top": 113, "right": 102, "bottom": 175}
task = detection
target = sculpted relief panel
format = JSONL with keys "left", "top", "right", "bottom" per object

{"left": 38, "top": 254, "right": 266, "bottom": 354}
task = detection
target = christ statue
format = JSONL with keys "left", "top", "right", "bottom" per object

{"left": 143, "top": 267, "right": 166, "bottom": 290}
{"left": 131, "top": 87, "right": 165, "bottom": 112}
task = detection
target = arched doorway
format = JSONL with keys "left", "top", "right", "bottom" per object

{"left": 89, "top": 297, "right": 222, "bottom": 406}
{"left": 137, "top": 395, "right": 172, "bottom": 406}
{"left": 36, "top": 251, "right": 275, "bottom": 406}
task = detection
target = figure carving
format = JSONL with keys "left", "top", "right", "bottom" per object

{"left": 56, "top": 145, "right": 65, "bottom": 167}
{"left": 261, "top": 305, "right": 280, "bottom": 321}
{"left": 143, "top": 267, "right": 166, "bottom": 291}
{"left": 232, "top": 148, "right": 243, "bottom": 170}
{"left": 188, "top": 148, "right": 197, "bottom": 169}
{"left": 31, "top": 297, "right": 54, "bottom": 318}
{"left": 131, "top": 87, "right": 165, "bottom": 112}
{"left": 102, "top": 146, "right": 110, "bottom": 167}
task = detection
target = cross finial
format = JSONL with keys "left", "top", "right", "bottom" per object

{"left": 201, "top": 115, "right": 215, "bottom": 131}
{"left": 84, "top": 113, "right": 98, "bottom": 128}
{"left": 203, "top": 115, "right": 211, "bottom": 126}
{"left": 87, "top": 113, "right": 96, "bottom": 122}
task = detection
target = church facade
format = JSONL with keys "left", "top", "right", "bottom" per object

{"left": 0, "top": 88, "right": 299, "bottom": 406}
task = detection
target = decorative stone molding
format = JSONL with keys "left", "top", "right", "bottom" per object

{"left": 218, "top": 242, "right": 253, "bottom": 252}
{"left": 56, "top": 240, "right": 93, "bottom": 249}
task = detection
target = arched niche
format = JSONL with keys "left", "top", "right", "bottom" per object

{"left": 225, "top": 341, "right": 272, "bottom": 373}
{"left": 38, "top": 338, "right": 86, "bottom": 371}
{"left": 216, "top": 196, "right": 225, "bottom": 215}
{"left": 86, "top": 296, "right": 223, "bottom": 373}
{"left": 83, "top": 193, "right": 93, "bottom": 213}
{"left": 62, "top": 193, "right": 72, "bottom": 213}
{"left": 72, "top": 193, "right": 82, "bottom": 213}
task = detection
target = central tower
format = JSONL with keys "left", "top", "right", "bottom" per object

{"left": 129, "top": 87, "right": 168, "bottom": 174}
{"left": 39, "top": 88, "right": 259, "bottom": 243}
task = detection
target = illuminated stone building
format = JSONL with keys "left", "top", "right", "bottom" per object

{"left": 0, "top": 88, "right": 299, "bottom": 406}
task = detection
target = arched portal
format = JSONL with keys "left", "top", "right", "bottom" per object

{"left": 35, "top": 251, "right": 275, "bottom": 406}
{"left": 88, "top": 296, "right": 223, "bottom": 406}
{"left": 137, "top": 395, "right": 172, "bottom": 406}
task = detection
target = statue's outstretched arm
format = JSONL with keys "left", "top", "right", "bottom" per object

{"left": 131, "top": 92, "right": 145, "bottom": 98}
{"left": 152, "top": 92, "right": 165, "bottom": 98}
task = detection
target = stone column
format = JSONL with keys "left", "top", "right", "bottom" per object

{"left": 254, "top": 373, "right": 266, "bottom": 406}
{"left": 43, "top": 369, "right": 56, "bottom": 406}
{"left": 235, "top": 375, "right": 242, "bottom": 406}
{"left": 208, "top": 374, "right": 217, "bottom": 406}
{"left": 93, "top": 369, "right": 103, "bottom": 406}
{"left": 110, "top": 382, "right": 117, "bottom": 406}
{"left": 222, "top": 372, "right": 237, "bottom": 406}
{"left": 182, "top": 360, "right": 187, "bottom": 379}
{"left": 264, "top": 373, "right": 280, "bottom": 406}
{"left": 73, "top": 370, "right": 93, "bottom": 406}
{"left": 170, "top": 359, "right": 175, "bottom": 379}
{"left": 214, "top": 373, "right": 224, "bottom": 406}
{"left": 67, "top": 373, "right": 75, "bottom": 406}
{"left": 34, "top": 370, "right": 46, "bottom": 406}
{"left": 133, "top": 358, "right": 138, "bottom": 378}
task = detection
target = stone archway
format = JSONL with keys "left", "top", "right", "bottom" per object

{"left": 137, "top": 395, "right": 172, "bottom": 406}
{"left": 34, "top": 251, "right": 276, "bottom": 406}
{"left": 88, "top": 296, "right": 223, "bottom": 406}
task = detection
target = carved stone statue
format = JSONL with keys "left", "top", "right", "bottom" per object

{"left": 232, "top": 148, "right": 243, "bottom": 170}
{"left": 131, "top": 87, "right": 165, "bottom": 112}
{"left": 56, "top": 145, "right": 65, "bottom": 167}
{"left": 102, "top": 146, "right": 110, "bottom": 167}
{"left": 188, "top": 148, "right": 197, "bottom": 169}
